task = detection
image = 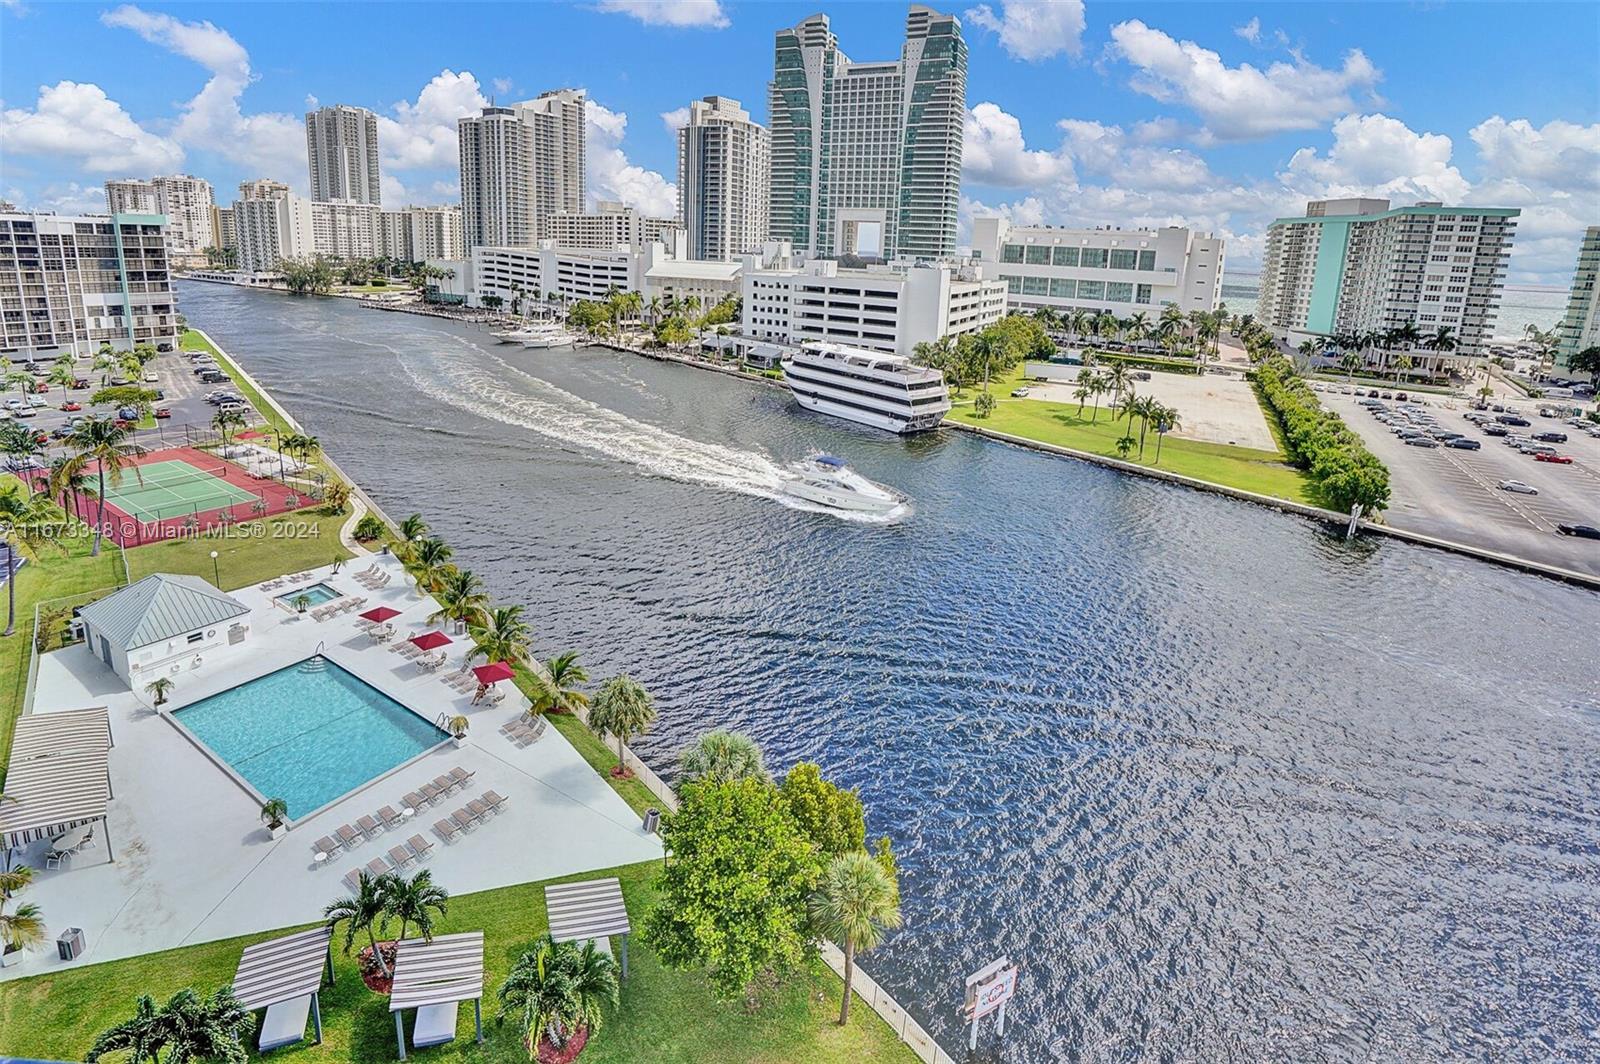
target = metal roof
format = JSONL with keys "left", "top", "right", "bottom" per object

{"left": 77, "top": 573, "right": 249, "bottom": 651}
{"left": 0, "top": 707, "right": 112, "bottom": 848}
{"left": 233, "top": 925, "right": 332, "bottom": 1010}
{"left": 545, "top": 878, "right": 631, "bottom": 943}
{"left": 389, "top": 932, "right": 484, "bottom": 1012}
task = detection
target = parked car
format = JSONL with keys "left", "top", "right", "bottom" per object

{"left": 4, "top": 398, "right": 23, "bottom": 410}
{"left": 1556, "top": 524, "right": 1600, "bottom": 540}
{"left": 1533, "top": 453, "right": 1574, "bottom": 464}
{"left": 25, "top": 396, "right": 45, "bottom": 408}
{"left": 1531, "top": 431, "right": 1568, "bottom": 443}
{"left": 154, "top": 407, "right": 172, "bottom": 419}
{"left": 13, "top": 407, "right": 37, "bottom": 419}
{"left": 1010, "top": 387, "right": 1031, "bottom": 398}
{"left": 59, "top": 401, "right": 81, "bottom": 411}
{"left": 1499, "top": 479, "right": 1539, "bottom": 494}
{"left": 117, "top": 405, "right": 139, "bottom": 420}
{"left": 1496, "top": 414, "right": 1531, "bottom": 426}
{"left": 1491, "top": 404, "right": 1506, "bottom": 412}
{"left": 143, "top": 371, "right": 159, "bottom": 383}
{"left": 71, "top": 378, "right": 90, "bottom": 389}
{"left": 109, "top": 376, "right": 131, "bottom": 386}
{"left": 1445, "top": 438, "right": 1481, "bottom": 450}
{"left": 1395, "top": 392, "right": 1408, "bottom": 401}
{"left": 1404, "top": 437, "right": 1440, "bottom": 448}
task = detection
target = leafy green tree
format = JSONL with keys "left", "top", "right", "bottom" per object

{"left": 86, "top": 986, "right": 251, "bottom": 1064}
{"left": 589, "top": 675, "right": 656, "bottom": 776}
{"left": 643, "top": 777, "right": 822, "bottom": 999}
{"left": 973, "top": 391, "right": 996, "bottom": 418}
{"left": 808, "top": 851, "right": 902, "bottom": 1026}
{"left": 1115, "top": 435, "right": 1135, "bottom": 460}
{"left": 1567, "top": 345, "right": 1599, "bottom": 388}
{"left": 780, "top": 763, "right": 865, "bottom": 858}
{"left": 679, "top": 729, "right": 769, "bottom": 787}
{"left": 497, "top": 936, "right": 619, "bottom": 1053}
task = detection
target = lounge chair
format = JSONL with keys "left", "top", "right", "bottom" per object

{"left": 335, "top": 824, "right": 362, "bottom": 848}
{"left": 419, "top": 781, "right": 442, "bottom": 805}
{"left": 450, "top": 808, "right": 477, "bottom": 833}
{"left": 447, "top": 766, "right": 475, "bottom": 788}
{"left": 343, "top": 867, "right": 363, "bottom": 889}
{"left": 258, "top": 993, "right": 312, "bottom": 1052}
{"left": 412, "top": 1001, "right": 460, "bottom": 1049}
{"left": 388, "top": 844, "right": 415, "bottom": 869}
{"left": 485, "top": 685, "right": 507, "bottom": 706}
{"left": 466, "top": 798, "right": 490, "bottom": 821}
{"left": 433, "top": 818, "right": 459, "bottom": 844}
{"left": 481, "top": 790, "right": 507, "bottom": 814}
{"left": 312, "top": 836, "right": 340, "bottom": 860}
{"left": 356, "top": 814, "right": 381, "bottom": 837}
{"left": 417, "top": 651, "right": 446, "bottom": 672}
{"left": 377, "top": 805, "right": 403, "bottom": 829}
{"left": 402, "top": 790, "right": 428, "bottom": 811}
{"left": 365, "top": 857, "right": 389, "bottom": 878}
{"left": 407, "top": 833, "right": 434, "bottom": 861}
{"left": 433, "top": 774, "right": 458, "bottom": 796}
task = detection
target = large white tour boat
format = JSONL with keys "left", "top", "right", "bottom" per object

{"left": 779, "top": 341, "right": 950, "bottom": 434}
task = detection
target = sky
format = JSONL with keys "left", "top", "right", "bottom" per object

{"left": 2, "top": 0, "right": 1597, "bottom": 285}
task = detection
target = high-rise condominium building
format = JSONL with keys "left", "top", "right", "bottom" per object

{"left": 768, "top": 6, "right": 966, "bottom": 262}
{"left": 0, "top": 209, "right": 179, "bottom": 358}
{"left": 1257, "top": 198, "right": 1519, "bottom": 370}
{"left": 235, "top": 183, "right": 314, "bottom": 273}
{"left": 379, "top": 205, "right": 465, "bottom": 261}
{"left": 548, "top": 201, "right": 678, "bottom": 251}
{"left": 238, "top": 178, "right": 291, "bottom": 202}
{"left": 309, "top": 200, "right": 382, "bottom": 260}
{"left": 458, "top": 90, "right": 586, "bottom": 250}
{"left": 1555, "top": 226, "right": 1600, "bottom": 374}
{"left": 677, "top": 96, "right": 769, "bottom": 262}
{"left": 306, "top": 104, "right": 383, "bottom": 205}
{"left": 209, "top": 205, "right": 236, "bottom": 250}
{"left": 972, "top": 218, "right": 1224, "bottom": 317}
{"left": 103, "top": 175, "right": 215, "bottom": 253}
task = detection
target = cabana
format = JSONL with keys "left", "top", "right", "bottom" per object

{"left": 389, "top": 931, "right": 485, "bottom": 1059}
{"left": 0, "top": 707, "right": 114, "bottom": 867}
{"left": 545, "top": 877, "right": 632, "bottom": 977}
{"left": 231, "top": 925, "right": 335, "bottom": 1052}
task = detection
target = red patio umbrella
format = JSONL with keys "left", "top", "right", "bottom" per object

{"left": 409, "top": 631, "right": 453, "bottom": 651}
{"left": 359, "top": 605, "right": 401, "bottom": 622}
{"left": 473, "top": 661, "right": 516, "bottom": 685}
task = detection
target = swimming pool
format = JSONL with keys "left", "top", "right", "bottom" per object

{"left": 173, "top": 657, "right": 447, "bottom": 818}
{"left": 274, "top": 582, "right": 341, "bottom": 608}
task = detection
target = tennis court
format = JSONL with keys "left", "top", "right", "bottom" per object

{"left": 103, "top": 458, "right": 260, "bottom": 522}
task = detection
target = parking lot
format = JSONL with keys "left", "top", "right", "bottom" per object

{"left": 1319, "top": 385, "right": 1600, "bottom": 577}
{"left": 2, "top": 345, "right": 264, "bottom": 472}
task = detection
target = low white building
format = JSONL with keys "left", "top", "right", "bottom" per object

{"left": 971, "top": 217, "right": 1224, "bottom": 318}
{"left": 77, "top": 574, "right": 251, "bottom": 686}
{"left": 466, "top": 236, "right": 739, "bottom": 311}
{"left": 547, "top": 202, "right": 678, "bottom": 252}
{"left": 739, "top": 244, "right": 1007, "bottom": 359}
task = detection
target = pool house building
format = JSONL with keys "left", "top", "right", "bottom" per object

{"left": 76, "top": 573, "right": 250, "bottom": 685}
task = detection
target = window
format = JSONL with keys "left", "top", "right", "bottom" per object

{"left": 1001, "top": 244, "right": 1024, "bottom": 263}
{"left": 1052, "top": 246, "right": 1079, "bottom": 267}
{"left": 1049, "top": 278, "right": 1076, "bottom": 299}
{"left": 1135, "top": 284, "right": 1152, "bottom": 304}
{"left": 1109, "top": 249, "right": 1137, "bottom": 271}
{"left": 1002, "top": 274, "right": 1021, "bottom": 294}
{"left": 1025, "top": 245, "right": 1051, "bottom": 265}
{"left": 186, "top": 631, "right": 204, "bottom": 645}
{"left": 1078, "top": 280, "right": 1105, "bottom": 300}
{"left": 1106, "top": 282, "right": 1134, "bottom": 303}
{"left": 1138, "top": 250, "right": 1156, "bottom": 271}
{"left": 1080, "top": 248, "right": 1107, "bottom": 269}
{"left": 1022, "top": 276, "right": 1049, "bottom": 296}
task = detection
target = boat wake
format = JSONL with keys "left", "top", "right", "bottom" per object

{"left": 349, "top": 330, "right": 910, "bottom": 524}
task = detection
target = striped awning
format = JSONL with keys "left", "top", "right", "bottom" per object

{"left": 545, "top": 878, "right": 630, "bottom": 943}
{"left": 389, "top": 931, "right": 484, "bottom": 1012}
{"left": 232, "top": 925, "right": 332, "bottom": 1010}
{"left": 0, "top": 707, "right": 112, "bottom": 849}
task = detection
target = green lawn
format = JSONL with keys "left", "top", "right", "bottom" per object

{"left": 948, "top": 368, "right": 1323, "bottom": 505}
{"left": 0, "top": 860, "right": 910, "bottom": 1064}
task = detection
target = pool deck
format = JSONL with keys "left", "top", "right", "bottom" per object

{"left": 3, "top": 553, "right": 663, "bottom": 981}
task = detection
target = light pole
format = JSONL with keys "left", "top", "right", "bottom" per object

{"left": 210, "top": 549, "right": 220, "bottom": 587}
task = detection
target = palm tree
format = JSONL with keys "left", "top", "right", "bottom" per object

{"left": 1104, "top": 362, "right": 1133, "bottom": 418}
{"left": 538, "top": 650, "right": 590, "bottom": 714}
{"left": 406, "top": 537, "right": 455, "bottom": 596}
{"left": 46, "top": 454, "right": 88, "bottom": 520}
{"left": 679, "top": 729, "right": 768, "bottom": 786}
{"left": 394, "top": 512, "right": 429, "bottom": 562}
{"left": 428, "top": 568, "right": 490, "bottom": 633}
{"left": 382, "top": 869, "right": 449, "bottom": 943}
{"left": 809, "top": 851, "right": 902, "bottom": 1026}
{"left": 1340, "top": 351, "right": 1362, "bottom": 383}
{"left": 1124, "top": 311, "right": 1151, "bottom": 353}
{"left": 64, "top": 416, "right": 140, "bottom": 556}
{"left": 589, "top": 675, "right": 656, "bottom": 777}
{"left": 0, "top": 865, "right": 46, "bottom": 966}
{"left": 0, "top": 485, "right": 63, "bottom": 636}
{"left": 1152, "top": 404, "right": 1182, "bottom": 464}
{"left": 1393, "top": 353, "right": 1415, "bottom": 385}
{"left": 211, "top": 409, "right": 245, "bottom": 448}
{"left": 144, "top": 676, "right": 175, "bottom": 707}
{"left": 87, "top": 987, "right": 251, "bottom": 1064}
{"left": 497, "top": 937, "right": 619, "bottom": 1054}
{"left": 47, "top": 361, "right": 76, "bottom": 401}
{"left": 324, "top": 869, "right": 393, "bottom": 977}
{"left": 1086, "top": 371, "right": 1107, "bottom": 423}
{"left": 85, "top": 994, "right": 164, "bottom": 1061}
{"left": 1130, "top": 395, "right": 1160, "bottom": 458}
{"left": 1072, "top": 378, "right": 1091, "bottom": 416}
{"left": 0, "top": 422, "right": 46, "bottom": 496}
{"left": 1067, "top": 308, "right": 1091, "bottom": 348}
{"left": 1423, "top": 325, "right": 1457, "bottom": 376}
{"left": 1158, "top": 304, "right": 1186, "bottom": 355}
{"left": 468, "top": 604, "right": 533, "bottom": 666}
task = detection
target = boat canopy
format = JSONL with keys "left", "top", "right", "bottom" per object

{"left": 814, "top": 455, "right": 846, "bottom": 468}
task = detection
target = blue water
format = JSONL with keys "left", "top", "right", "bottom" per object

{"left": 174, "top": 656, "right": 446, "bottom": 817}
{"left": 180, "top": 282, "right": 1600, "bottom": 1062}
{"left": 274, "top": 582, "right": 341, "bottom": 607}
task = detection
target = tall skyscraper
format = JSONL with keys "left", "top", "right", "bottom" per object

{"left": 1554, "top": 226, "right": 1600, "bottom": 373}
{"left": 305, "top": 104, "right": 383, "bottom": 205}
{"left": 105, "top": 179, "right": 158, "bottom": 214}
{"left": 150, "top": 174, "right": 215, "bottom": 253}
{"left": 238, "top": 178, "right": 291, "bottom": 202}
{"left": 768, "top": 6, "right": 966, "bottom": 262}
{"left": 1257, "top": 198, "right": 1519, "bottom": 368}
{"left": 235, "top": 182, "right": 314, "bottom": 273}
{"left": 458, "top": 90, "right": 586, "bottom": 251}
{"left": 677, "top": 96, "right": 769, "bottom": 262}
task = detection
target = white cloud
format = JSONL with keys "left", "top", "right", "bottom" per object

{"left": 1057, "top": 119, "right": 1216, "bottom": 191}
{"left": 594, "top": 0, "right": 728, "bottom": 29}
{"left": 1108, "top": 19, "right": 1381, "bottom": 140}
{"left": 1469, "top": 116, "right": 1600, "bottom": 192}
{"left": 1233, "top": 17, "right": 1260, "bottom": 43}
{"left": 102, "top": 5, "right": 304, "bottom": 185}
{"left": 0, "top": 80, "right": 184, "bottom": 173}
{"left": 377, "top": 70, "right": 488, "bottom": 171}
{"left": 586, "top": 101, "right": 677, "bottom": 217}
{"left": 381, "top": 173, "right": 409, "bottom": 205}
{"left": 660, "top": 106, "right": 690, "bottom": 136}
{"left": 1282, "top": 113, "right": 1470, "bottom": 203}
{"left": 963, "top": 102, "right": 1072, "bottom": 186}
{"left": 12, "top": 182, "right": 113, "bottom": 215}
{"left": 964, "top": 0, "right": 1085, "bottom": 61}
{"left": 492, "top": 78, "right": 514, "bottom": 97}
{"left": 304, "top": 94, "right": 319, "bottom": 110}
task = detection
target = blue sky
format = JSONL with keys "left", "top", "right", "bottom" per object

{"left": 3, "top": 1, "right": 1596, "bottom": 283}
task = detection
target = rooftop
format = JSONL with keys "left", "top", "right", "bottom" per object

{"left": 77, "top": 573, "right": 249, "bottom": 651}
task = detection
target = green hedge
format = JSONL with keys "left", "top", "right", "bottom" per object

{"left": 1252, "top": 355, "right": 1391, "bottom": 513}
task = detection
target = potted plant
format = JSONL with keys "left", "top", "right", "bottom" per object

{"left": 291, "top": 593, "right": 312, "bottom": 615}
{"left": 447, "top": 714, "right": 469, "bottom": 748}
{"left": 144, "top": 676, "right": 174, "bottom": 710}
{"left": 260, "top": 797, "right": 290, "bottom": 839}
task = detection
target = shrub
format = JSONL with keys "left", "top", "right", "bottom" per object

{"left": 1252, "top": 355, "right": 1390, "bottom": 513}
{"left": 353, "top": 513, "right": 387, "bottom": 541}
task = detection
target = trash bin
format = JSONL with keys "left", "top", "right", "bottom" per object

{"left": 642, "top": 807, "right": 661, "bottom": 834}
{"left": 57, "top": 927, "right": 85, "bottom": 961}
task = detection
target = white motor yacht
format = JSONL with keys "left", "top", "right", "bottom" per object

{"left": 779, "top": 455, "right": 906, "bottom": 515}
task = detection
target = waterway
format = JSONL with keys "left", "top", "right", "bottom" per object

{"left": 180, "top": 282, "right": 1600, "bottom": 1062}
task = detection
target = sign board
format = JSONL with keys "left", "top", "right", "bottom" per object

{"left": 966, "top": 965, "right": 1018, "bottom": 1020}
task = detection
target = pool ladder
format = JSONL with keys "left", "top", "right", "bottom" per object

{"left": 300, "top": 644, "right": 328, "bottom": 673}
